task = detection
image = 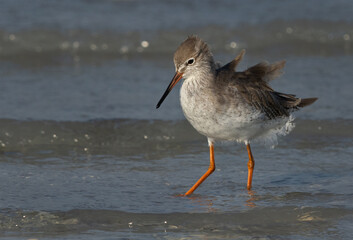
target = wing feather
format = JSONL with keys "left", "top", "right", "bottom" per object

{"left": 216, "top": 52, "right": 317, "bottom": 119}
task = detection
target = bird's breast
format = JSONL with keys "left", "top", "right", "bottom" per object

{"left": 179, "top": 78, "right": 269, "bottom": 141}
{"left": 180, "top": 79, "right": 215, "bottom": 120}
{"left": 180, "top": 79, "right": 228, "bottom": 138}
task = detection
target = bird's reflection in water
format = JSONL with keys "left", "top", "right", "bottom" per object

{"left": 191, "top": 195, "right": 218, "bottom": 212}
{"left": 173, "top": 193, "right": 218, "bottom": 212}
{"left": 245, "top": 190, "right": 258, "bottom": 208}
{"left": 173, "top": 189, "right": 259, "bottom": 211}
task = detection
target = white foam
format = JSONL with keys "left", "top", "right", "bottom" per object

{"left": 254, "top": 115, "right": 296, "bottom": 148}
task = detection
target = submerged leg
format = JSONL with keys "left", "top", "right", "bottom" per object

{"left": 246, "top": 143, "right": 255, "bottom": 190}
{"left": 184, "top": 142, "right": 215, "bottom": 196}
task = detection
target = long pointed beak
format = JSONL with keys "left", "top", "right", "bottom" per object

{"left": 156, "top": 71, "right": 183, "bottom": 108}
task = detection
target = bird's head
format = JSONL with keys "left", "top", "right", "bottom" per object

{"left": 156, "top": 36, "right": 213, "bottom": 108}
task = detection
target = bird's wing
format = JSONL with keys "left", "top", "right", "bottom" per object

{"left": 216, "top": 52, "right": 317, "bottom": 119}
{"left": 215, "top": 57, "right": 304, "bottom": 119}
{"left": 222, "top": 49, "right": 246, "bottom": 71}
{"left": 234, "top": 60, "right": 305, "bottom": 119}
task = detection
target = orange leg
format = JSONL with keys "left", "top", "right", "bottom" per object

{"left": 246, "top": 143, "right": 255, "bottom": 190}
{"left": 184, "top": 143, "right": 215, "bottom": 196}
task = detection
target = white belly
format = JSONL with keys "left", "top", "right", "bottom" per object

{"left": 180, "top": 80, "right": 294, "bottom": 145}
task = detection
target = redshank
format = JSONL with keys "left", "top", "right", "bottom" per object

{"left": 156, "top": 36, "right": 317, "bottom": 196}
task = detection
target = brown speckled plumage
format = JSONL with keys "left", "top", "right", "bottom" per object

{"left": 156, "top": 36, "right": 318, "bottom": 195}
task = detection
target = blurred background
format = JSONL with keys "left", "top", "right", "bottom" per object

{"left": 0, "top": 0, "right": 352, "bottom": 239}
{"left": 0, "top": 0, "right": 352, "bottom": 120}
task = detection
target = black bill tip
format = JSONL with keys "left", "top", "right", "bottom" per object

{"left": 155, "top": 71, "right": 183, "bottom": 109}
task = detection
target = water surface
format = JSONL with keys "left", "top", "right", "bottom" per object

{"left": 0, "top": 0, "right": 352, "bottom": 239}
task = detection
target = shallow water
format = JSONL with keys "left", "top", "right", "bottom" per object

{"left": 0, "top": 118, "right": 352, "bottom": 239}
{"left": 0, "top": 0, "right": 353, "bottom": 239}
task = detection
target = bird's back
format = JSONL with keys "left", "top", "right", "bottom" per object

{"left": 215, "top": 53, "right": 317, "bottom": 120}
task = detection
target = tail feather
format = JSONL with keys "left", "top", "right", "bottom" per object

{"left": 275, "top": 93, "right": 318, "bottom": 111}
{"left": 298, "top": 98, "right": 318, "bottom": 107}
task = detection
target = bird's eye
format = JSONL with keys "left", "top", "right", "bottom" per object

{"left": 187, "top": 58, "right": 195, "bottom": 65}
